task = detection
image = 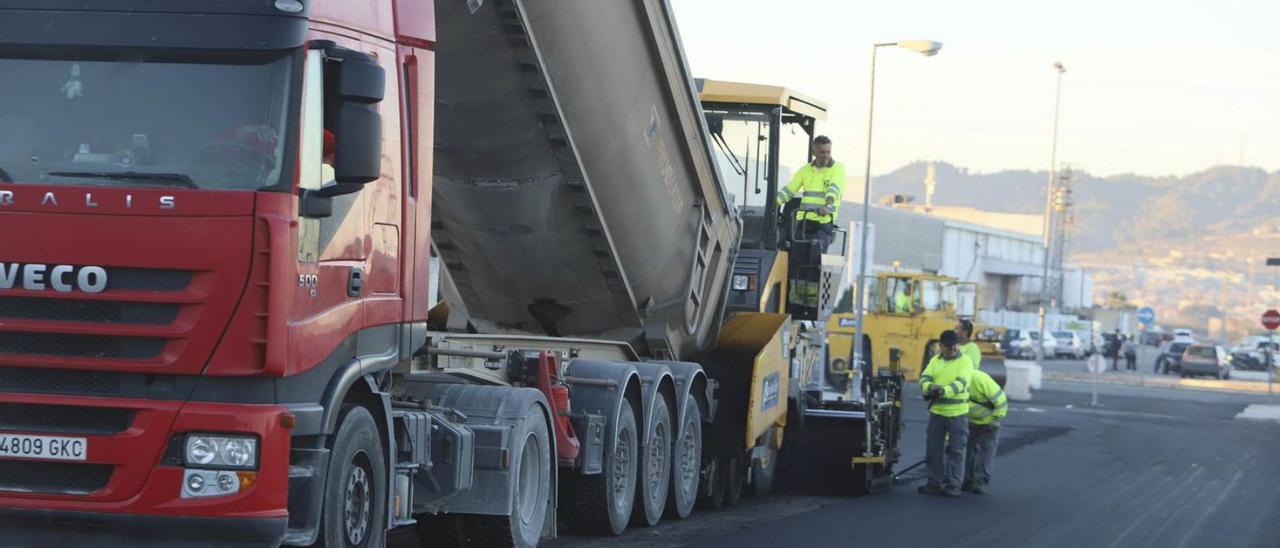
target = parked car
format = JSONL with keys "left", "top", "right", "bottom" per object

{"left": 1229, "top": 339, "right": 1278, "bottom": 372}
{"left": 1155, "top": 340, "right": 1193, "bottom": 374}
{"left": 1101, "top": 332, "right": 1120, "bottom": 358}
{"left": 1172, "top": 329, "right": 1195, "bottom": 343}
{"left": 1140, "top": 329, "right": 1165, "bottom": 346}
{"left": 1052, "top": 331, "right": 1087, "bottom": 359}
{"left": 1001, "top": 329, "right": 1022, "bottom": 357}
{"left": 1179, "top": 344, "right": 1232, "bottom": 379}
{"left": 1006, "top": 330, "right": 1057, "bottom": 359}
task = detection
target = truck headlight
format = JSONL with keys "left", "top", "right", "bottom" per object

{"left": 185, "top": 435, "right": 258, "bottom": 470}
{"left": 732, "top": 275, "right": 749, "bottom": 291}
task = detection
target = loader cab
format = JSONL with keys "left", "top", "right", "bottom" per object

{"left": 828, "top": 273, "right": 980, "bottom": 382}
{"left": 698, "top": 79, "right": 838, "bottom": 317}
{"left": 869, "top": 273, "right": 977, "bottom": 318}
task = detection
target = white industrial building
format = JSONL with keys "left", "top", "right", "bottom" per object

{"left": 834, "top": 202, "right": 1093, "bottom": 320}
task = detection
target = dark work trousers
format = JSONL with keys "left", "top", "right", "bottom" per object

{"left": 794, "top": 220, "right": 835, "bottom": 252}
{"left": 926, "top": 413, "right": 969, "bottom": 489}
{"left": 965, "top": 422, "right": 1001, "bottom": 488}
{"left": 1125, "top": 353, "right": 1136, "bottom": 370}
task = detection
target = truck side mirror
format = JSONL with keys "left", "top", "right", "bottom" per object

{"left": 313, "top": 42, "right": 385, "bottom": 197}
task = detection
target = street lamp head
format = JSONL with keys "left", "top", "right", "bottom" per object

{"left": 896, "top": 40, "right": 943, "bottom": 56}
{"left": 1054, "top": 61, "right": 1066, "bottom": 73}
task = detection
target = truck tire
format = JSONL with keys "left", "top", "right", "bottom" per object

{"left": 463, "top": 409, "right": 551, "bottom": 548}
{"left": 747, "top": 430, "right": 777, "bottom": 497}
{"left": 319, "top": 406, "right": 387, "bottom": 548}
{"left": 722, "top": 454, "right": 744, "bottom": 506}
{"left": 566, "top": 402, "right": 638, "bottom": 536}
{"left": 697, "top": 456, "right": 725, "bottom": 510}
{"left": 665, "top": 401, "right": 701, "bottom": 519}
{"left": 632, "top": 397, "right": 672, "bottom": 527}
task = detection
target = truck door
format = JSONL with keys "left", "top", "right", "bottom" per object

{"left": 293, "top": 32, "right": 401, "bottom": 369}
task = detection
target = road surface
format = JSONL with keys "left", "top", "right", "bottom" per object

{"left": 390, "top": 373, "right": 1280, "bottom": 548}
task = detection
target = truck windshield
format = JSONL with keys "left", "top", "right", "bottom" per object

{"left": 0, "top": 50, "right": 295, "bottom": 190}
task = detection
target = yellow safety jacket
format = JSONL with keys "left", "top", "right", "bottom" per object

{"left": 893, "top": 292, "right": 909, "bottom": 313}
{"left": 919, "top": 353, "right": 973, "bottom": 417}
{"left": 961, "top": 342, "right": 982, "bottom": 371}
{"left": 968, "top": 369, "right": 1008, "bottom": 425}
{"left": 776, "top": 161, "right": 846, "bottom": 224}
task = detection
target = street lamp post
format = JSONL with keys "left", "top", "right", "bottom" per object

{"left": 851, "top": 40, "right": 942, "bottom": 381}
{"left": 1036, "top": 62, "right": 1066, "bottom": 362}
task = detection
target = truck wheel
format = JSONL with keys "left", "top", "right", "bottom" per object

{"left": 698, "top": 457, "right": 725, "bottom": 510}
{"left": 566, "top": 402, "right": 638, "bottom": 535}
{"left": 472, "top": 408, "right": 551, "bottom": 548}
{"left": 319, "top": 406, "right": 387, "bottom": 548}
{"left": 665, "top": 400, "right": 701, "bottom": 519}
{"left": 747, "top": 430, "right": 777, "bottom": 497}
{"left": 722, "top": 455, "right": 744, "bottom": 506}
{"left": 633, "top": 397, "right": 672, "bottom": 527}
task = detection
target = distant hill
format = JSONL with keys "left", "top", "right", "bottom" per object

{"left": 871, "top": 162, "right": 1280, "bottom": 252}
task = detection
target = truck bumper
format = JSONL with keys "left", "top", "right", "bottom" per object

{"left": 0, "top": 507, "right": 286, "bottom": 547}
{"left": 0, "top": 393, "right": 293, "bottom": 544}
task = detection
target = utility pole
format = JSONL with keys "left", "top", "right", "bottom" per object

{"left": 1036, "top": 62, "right": 1066, "bottom": 362}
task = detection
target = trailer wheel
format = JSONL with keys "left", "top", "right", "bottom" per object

{"left": 566, "top": 402, "right": 638, "bottom": 535}
{"left": 632, "top": 397, "right": 672, "bottom": 527}
{"left": 319, "top": 406, "right": 387, "bottom": 548}
{"left": 665, "top": 401, "right": 701, "bottom": 519}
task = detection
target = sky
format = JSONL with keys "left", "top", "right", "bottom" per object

{"left": 670, "top": 0, "right": 1280, "bottom": 178}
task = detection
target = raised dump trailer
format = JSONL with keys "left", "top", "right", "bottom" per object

{"left": 431, "top": 0, "right": 738, "bottom": 360}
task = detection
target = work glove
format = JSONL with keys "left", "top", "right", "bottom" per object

{"left": 928, "top": 386, "right": 944, "bottom": 399}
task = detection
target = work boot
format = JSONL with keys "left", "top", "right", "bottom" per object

{"left": 917, "top": 483, "right": 944, "bottom": 495}
{"left": 971, "top": 484, "right": 986, "bottom": 495}
{"left": 943, "top": 486, "right": 963, "bottom": 497}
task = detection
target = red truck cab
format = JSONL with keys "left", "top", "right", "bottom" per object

{"left": 0, "top": 1, "right": 433, "bottom": 545}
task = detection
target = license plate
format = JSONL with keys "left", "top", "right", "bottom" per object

{"left": 0, "top": 434, "right": 88, "bottom": 461}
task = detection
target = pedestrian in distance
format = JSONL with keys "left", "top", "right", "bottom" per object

{"left": 955, "top": 318, "right": 982, "bottom": 371}
{"left": 1123, "top": 336, "right": 1137, "bottom": 371}
{"left": 963, "top": 368, "right": 1008, "bottom": 494}
{"left": 918, "top": 330, "right": 974, "bottom": 498}
{"left": 1110, "top": 331, "right": 1123, "bottom": 371}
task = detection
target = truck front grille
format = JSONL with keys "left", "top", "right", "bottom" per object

{"left": 0, "top": 367, "right": 121, "bottom": 396}
{"left": 0, "top": 332, "right": 164, "bottom": 359}
{"left": 0, "top": 460, "right": 113, "bottom": 495}
{"left": 0, "top": 297, "right": 179, "bottom": 325}
{"left": 0, "top": 266, "right": 190, "bottom": 362}
{"left": 0, "top": 403, "right": 134, "bottom": 436}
